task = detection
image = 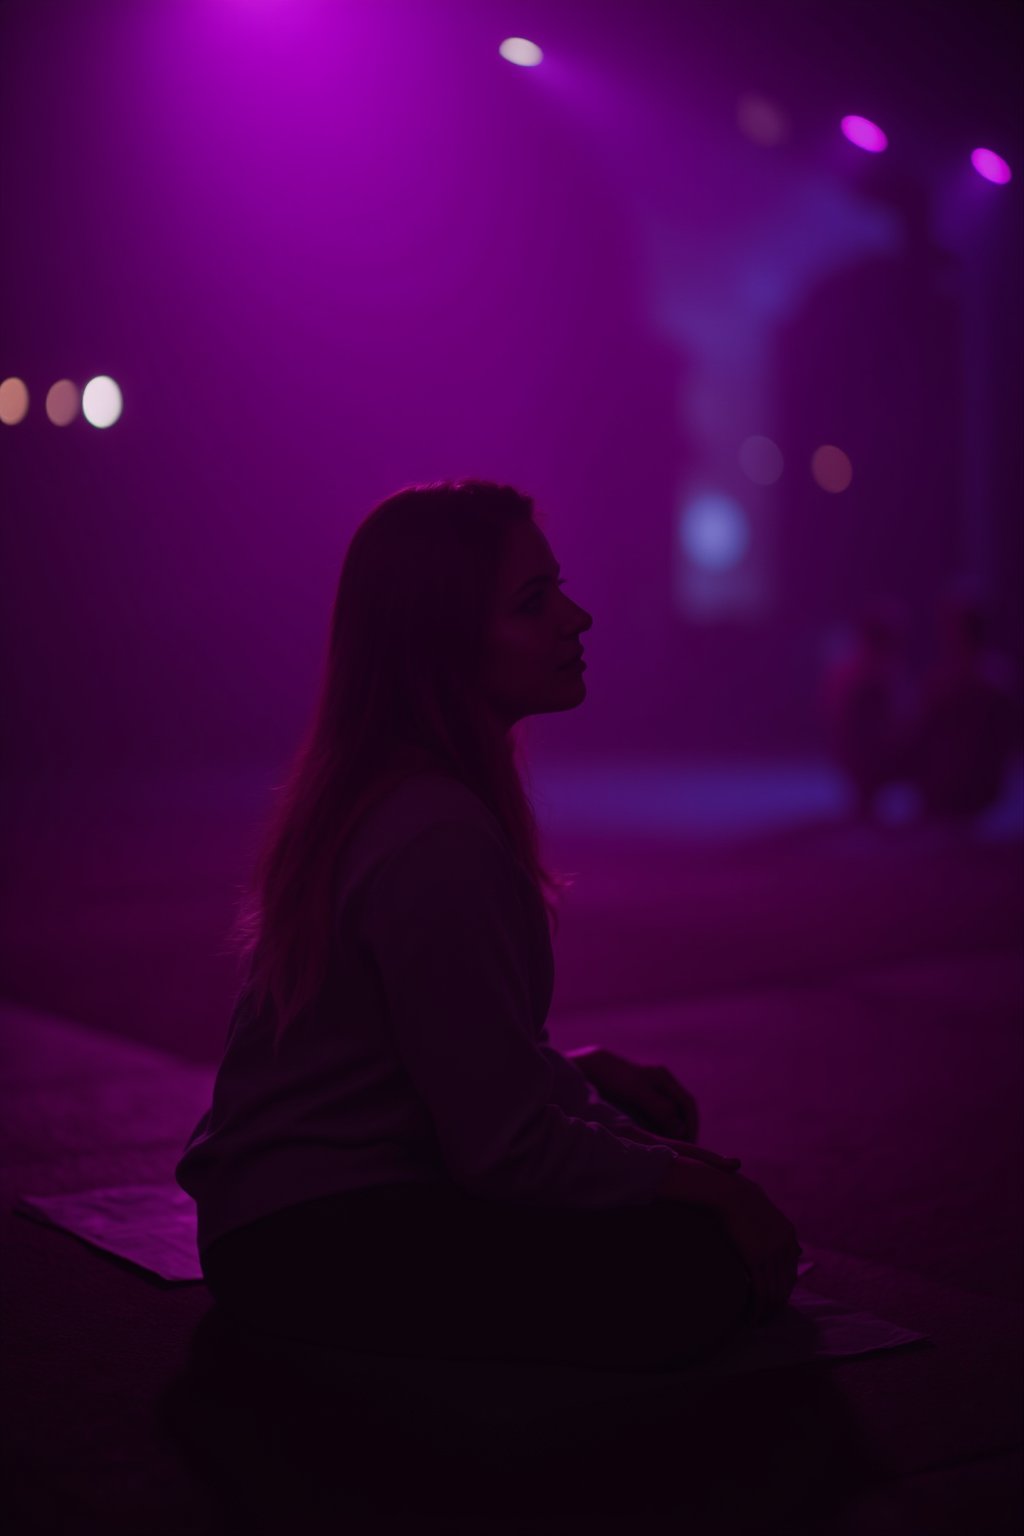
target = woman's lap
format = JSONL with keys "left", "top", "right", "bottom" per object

{"left": 202, "top": 1181, "right": 754, "bottom": 1372}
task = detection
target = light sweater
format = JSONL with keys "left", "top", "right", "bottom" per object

{"left": 176, "top": 771, "right": 679, "bottom": 1253}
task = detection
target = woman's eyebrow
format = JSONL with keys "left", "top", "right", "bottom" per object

{"left": 514, "top": 565, "right": 561, "bottom": 597}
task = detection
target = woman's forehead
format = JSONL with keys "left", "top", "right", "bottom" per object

{"left": 501, "top": 519, "right": 555, "bottom": 583}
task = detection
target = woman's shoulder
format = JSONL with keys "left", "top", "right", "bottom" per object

{"left": 372, "top": 769, "right": 494, "bottom": 834}
{"left": 336, "top": 770, "right": 503, "bottom": 909}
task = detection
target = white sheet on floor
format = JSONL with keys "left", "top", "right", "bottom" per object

{"left": 696, "top": 1281, "right": 927, "bottom": 1378}
{"left": 15, "top": 1183, "right": 203, "bottom": 1283}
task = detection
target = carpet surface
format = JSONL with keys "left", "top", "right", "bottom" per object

{"left": 1, "top": 764, "right": 1021, "bottom": 1533}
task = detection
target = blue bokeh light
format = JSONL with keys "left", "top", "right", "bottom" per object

{"left": 679, "top": 493, "right": 751, "bottom": 571}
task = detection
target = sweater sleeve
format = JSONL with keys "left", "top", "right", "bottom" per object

{"left": 536, "top": 1038, "right": 651, "bottom": 1136}
{"left": 359, "top": 818, "right": 679, "bottom": 1208}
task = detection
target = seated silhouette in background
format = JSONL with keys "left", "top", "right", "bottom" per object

{"left": 907, "top": 589, "right": 1020, "bottom": 823}
{"left": 822, "top": 598, "right": 916, "bottom": 821}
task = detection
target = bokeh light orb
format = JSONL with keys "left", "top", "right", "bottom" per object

{"left": 498, "top": 37, "right": 543, "bottom": 67}
{"left": 0, "top": 377, "right": 30, "bottom": 425}
{"left": 737, "top": 94, "right": 791, "bottom": 148}
{"left": 811, "top": 444, "right": 853, "bottom": 493}
{"left": 971, "top": 148, "right": 1012, "bottom": 185}
{"left": 840, "top": 115, "right": 888, "bottom": 153}
{"left": 680, "top": 494, "right": 751, "bottom": 571}
{"left": 46, "top": 379, "right": 80, "bottom": 427}
{"left": 82, "top": 375, "right": 123, "bottom": 429}
{"left": 738, "top": 434, "right": 784, "bottom": 485}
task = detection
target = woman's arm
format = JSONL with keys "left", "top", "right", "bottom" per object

{"left": 564, "top": 1044, "right": 700, "bottom": 1141}
{"left": 538, "top": 1044, "right": 739, "bottom": 1169}
{"left": 360, "top": 819, "right": 683, "bottom": 1209}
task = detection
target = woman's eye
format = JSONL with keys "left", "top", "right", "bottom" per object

{"left": 523, "top": 580, "right": 567, "bottom": 612}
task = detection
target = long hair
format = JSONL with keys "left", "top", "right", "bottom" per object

{"left": 228, "top": 479, "right": 574, "bottom": 1048}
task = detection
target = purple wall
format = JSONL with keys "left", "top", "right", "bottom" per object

{"left": 1, "top": 0, "right": 1020, "bottom": 782}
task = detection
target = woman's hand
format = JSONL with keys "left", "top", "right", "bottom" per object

{"left": 568, "top": 1046, "right": 700, "bottom": 1141}
{"left": 625, "top": 1130, "right": 743, "bottom": 1174}
{"left": 714, "top": 1172, "right": 802, "bottom": 1323}
{"left": 657, "top": 1163, "right": 801, "bottom": 1324}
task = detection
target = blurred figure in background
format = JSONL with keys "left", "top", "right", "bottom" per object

{"left": 907, "top": 588, "right": 1021, "bottom": 823}
{"left": 822, "top": 597, "right": 917, "bottom": 821}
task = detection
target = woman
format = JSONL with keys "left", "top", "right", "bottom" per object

{"left": 177, "top": 479, "right": 800, "bottom": 1373}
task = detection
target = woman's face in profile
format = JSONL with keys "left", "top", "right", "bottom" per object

{"left": 482, "top": 518, "right": 593, "bottom": 732}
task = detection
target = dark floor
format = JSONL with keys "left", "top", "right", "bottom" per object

{"left": 1, "top": 755, "right": 1022, "bottom": 1533}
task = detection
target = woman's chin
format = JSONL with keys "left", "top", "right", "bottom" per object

{"left": 552, "top": 675, "right": 587, "bottom": 709}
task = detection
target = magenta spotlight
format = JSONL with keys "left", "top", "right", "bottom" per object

{"left": 971, "top": 148, "right": 1012, "bottom": 185}
{"left": 840, "top": 115, "right": 888, "bottom": 153}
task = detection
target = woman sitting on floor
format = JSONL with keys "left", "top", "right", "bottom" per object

{"left": 176, "top": 479, "right": 800, "bottom": 1372}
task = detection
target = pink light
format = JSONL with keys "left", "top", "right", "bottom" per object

{"left": 971, "top": 148, "right": 1012, "bottom": 185}
{"left": 840, "top": 115, "right": 888, "bottom": 154}
{"left": 0, "top": 377, "right": 29, "bottom": 426}
{"left": 811, "top": 445, "right": 853, "bottom": 494}
{"left": 738, "top": 435, "right": 784, "bottom": 485}
{"left": 737, "top": 94, "right": 791, "bottom": 148}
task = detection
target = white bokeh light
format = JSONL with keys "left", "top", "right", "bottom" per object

{"left": 498, "top": 37, "right": 543, "bottom": 67}
{"left": 82, "top": 375, "right": 123, "bottom": 429}
{"left": 680, "top": 493, "right": 751, "bottom": 571}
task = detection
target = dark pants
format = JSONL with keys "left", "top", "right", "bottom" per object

{"left": 202, "top": 1181, "right": 754, "bottom": 1373}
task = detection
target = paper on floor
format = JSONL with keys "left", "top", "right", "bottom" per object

{"left": 694, "top": 1282, "right": 928, "bottom": 1378}
{"left": 15, "top": 1184, "right": 204, "bottom": 1283}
